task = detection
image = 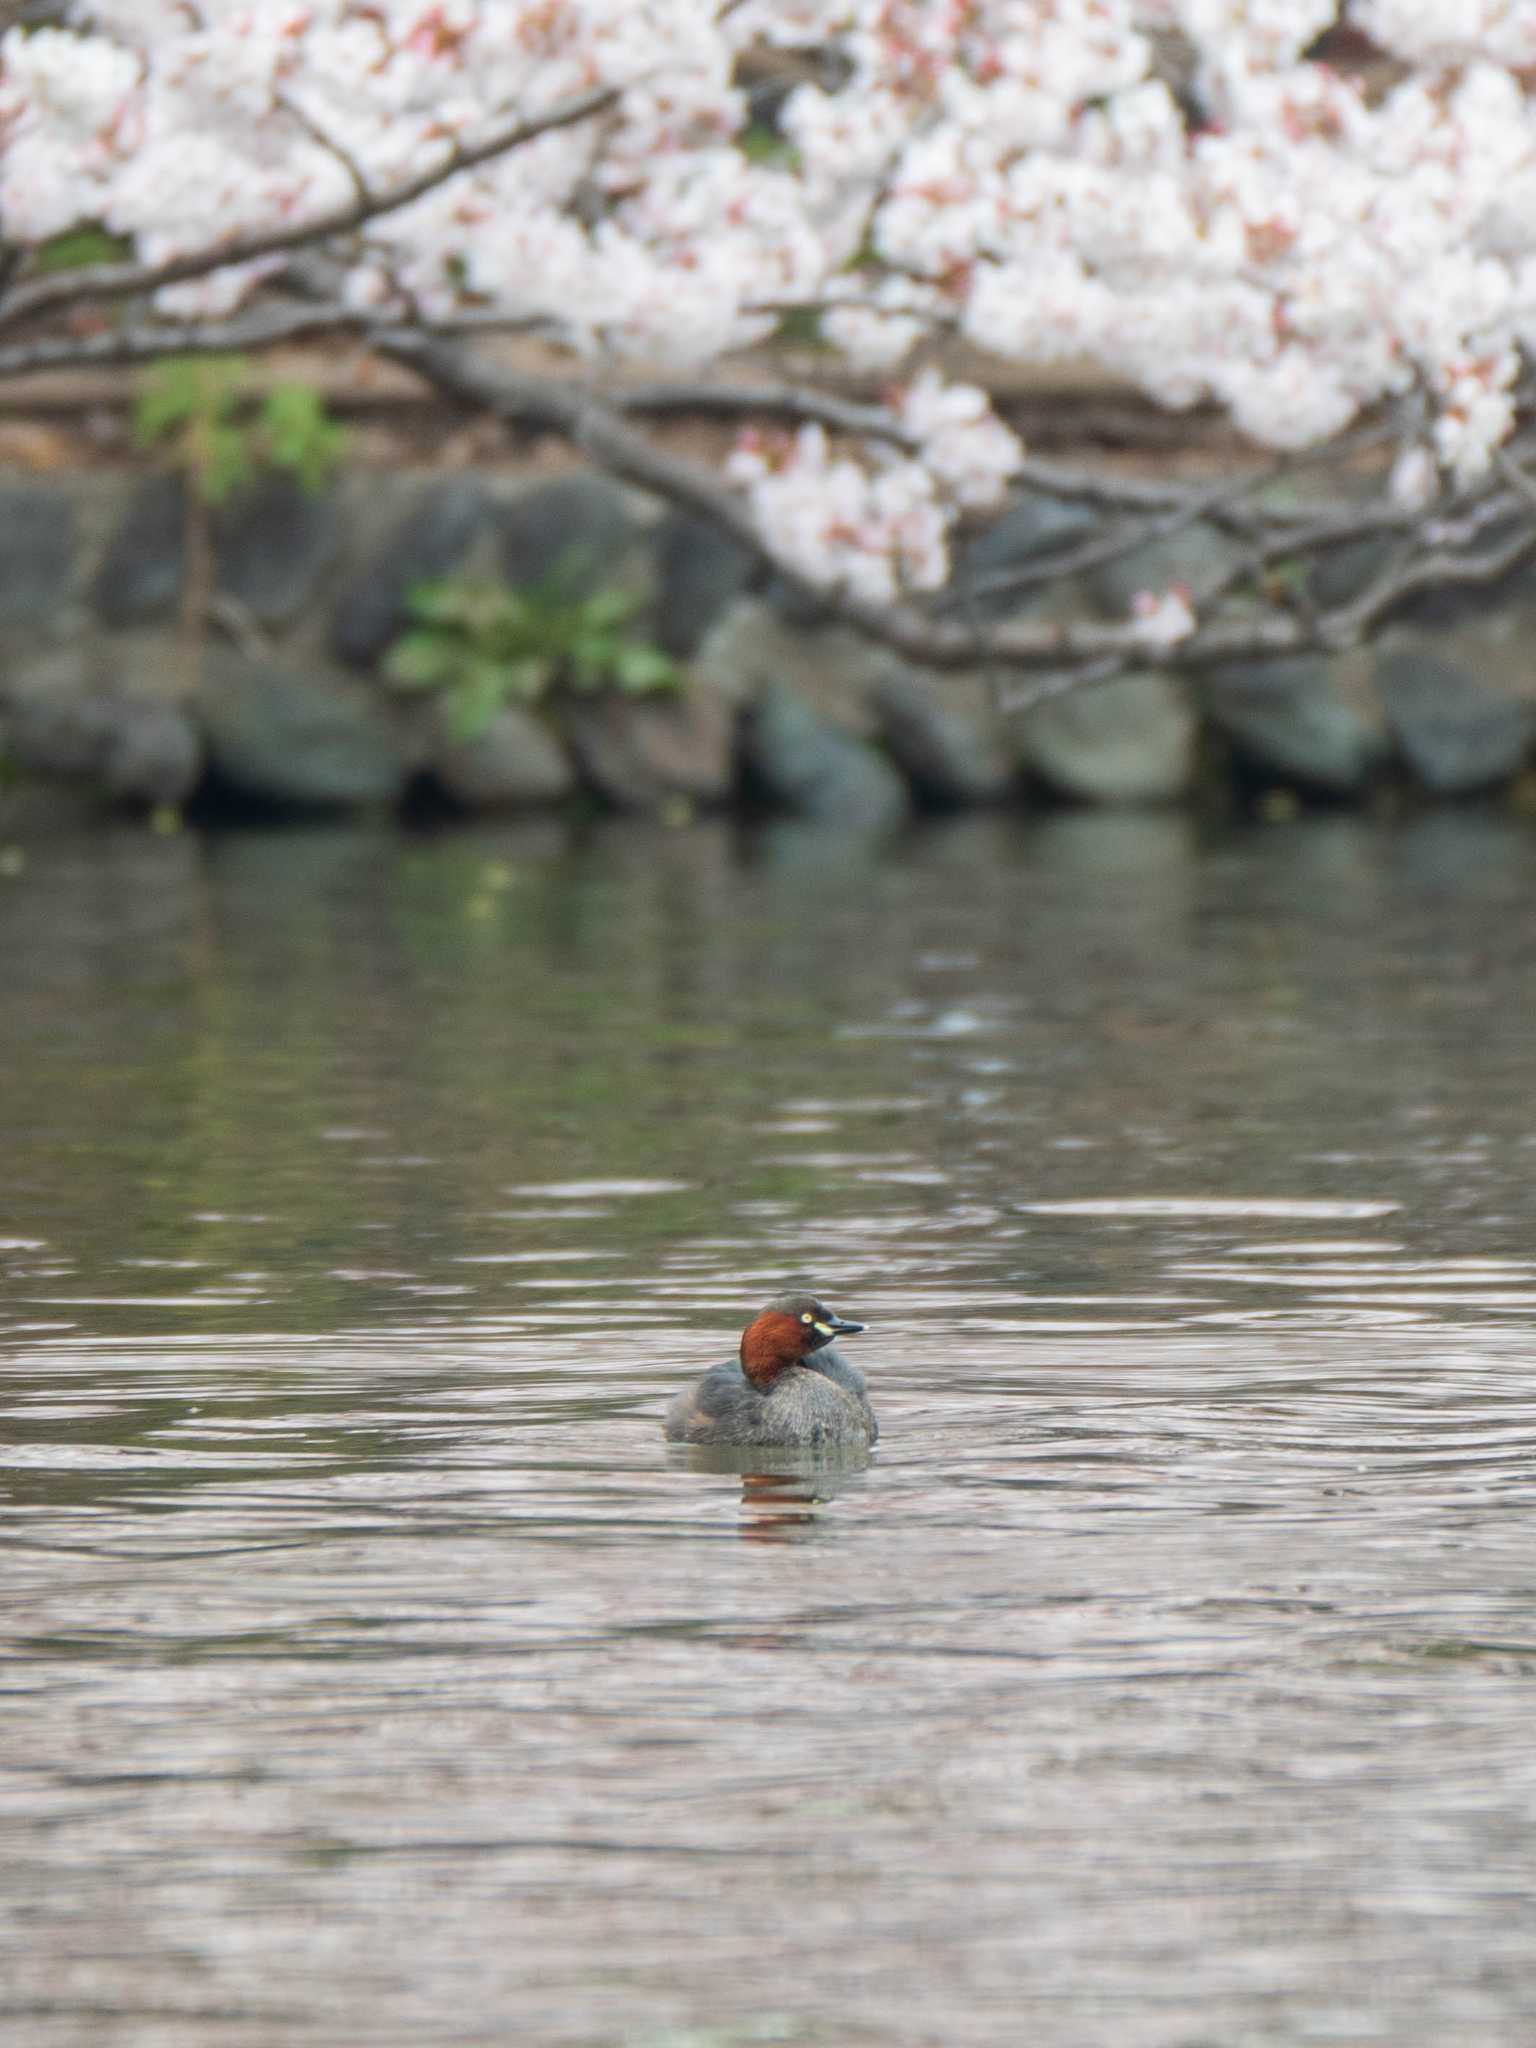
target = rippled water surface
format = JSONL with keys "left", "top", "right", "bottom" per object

{"left": 6, "top": 810, "right": 1536, "bottom": 2046}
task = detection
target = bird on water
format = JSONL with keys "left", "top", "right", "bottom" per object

{"left": 664, "top": 1292, "right": 876, "bottom": 1449}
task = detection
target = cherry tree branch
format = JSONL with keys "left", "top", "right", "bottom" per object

{"left": 0, "top": 296, "right": 568, "bottom": 380}
{"left": 942, "top": 467, "right": 1284, "bottom": 616}
{"left": 0, "top": 302, "right": 373, "bottom": 378}
{"left": 613, "top": 376, "right": 1417, "bottom": 537}
{"left": 1320, "top": 520, "right": 1536, "bottom": 648}
{"left": 0, "top": 80, "right": 621, "bottom": 333}
{"left": 0, "top": 300, "right": 1528, "bottom": 694}
{"left": 387, "top": 333, "right": 1526, "bottom": 680}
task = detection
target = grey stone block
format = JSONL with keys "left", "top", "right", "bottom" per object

{"left": 654, "top": 509, "right": 758, "bottom": 657}
{"left": 692, "top": 598, "right": 887, "bottom": 730}
{"left": 496, "top": 474, "right": 638, "bottom": 596}
{"left": 739, "top": 679, "right": 908, "bottom": 827}
{"left": 1016, "top": 670, "right": 1196, "bottom": 804}
{"left": 100, "top": 699, "right": 202, "bottom": 806}
{"left": 869, "top": 668, "right": 1011, "bottom": 808}
{"left": 950, "top": 491, "right": 1100, "bottom": 622}
{"left": 560, "top": 684, "right": 736, "bottom": 811}
{"left": 1377, "top": 648, "right": 1534, "bottom": 794}
{"left": 197, "top": 649, "right": 409, "bottom": 809}
{"left": 92, "top": 476, "right": 185, "bottom": 627}
{"left": 0, "top": 486, "right": 75, "bottom": 625}
{"left": 1092, "top": 521, "right": 1244, "bottom": 616}
{"left": 427, "top": 701, "right": 577, "bottom": 810}
{"left": 5, "top": 654, "right": 201, "bottom": 807}
{"left": 216, "top": 474, "right": 342, "bottom": 626}
{"left": 331, "top": 479, "right": 489, "bottom": 665}
{"left": 1203, "top": 655, "right": 1382, "bottom": 795}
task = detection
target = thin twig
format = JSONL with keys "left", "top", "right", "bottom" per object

{"left": 946, "top": 465, "right": 1284, "bottom": 615}
{"left": 275, "top": 91, "right": 374, "bottom": 208}
{"left": 1322, "top": 521, "right": 1536, "bottom": 648}
{"left": 617, "top": 377, "right": 915, "bottom": 447}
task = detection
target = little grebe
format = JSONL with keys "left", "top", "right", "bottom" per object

{"left": 664, "top": 1293, "right": 876, "bottom": 1449}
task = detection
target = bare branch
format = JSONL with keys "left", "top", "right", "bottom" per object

{"left": 380, "top": 336, "right": 1536, "bottom": 687}
{"left": 380, "top": 333, "right": 1312, "bottom": 675}
{"left": 0, "top": 301, "right": 368, "bottom": 378}
{"left": 0, "top": 80, "right": 621, "bottom": 333}
{"left": 1322, "top": 520, "right": 1536, "bottom": 647}
{"left": 945, "top": 465, "right": 1284, "bottom": 616}
{"left": 994, "top": 659, "right": 1124, "bottom": 716}
{"left": 617, "top": 377, "right": 913, "bottom": 448}
{"left": 615, "top": 377, "right": 1406, "bottom": 537}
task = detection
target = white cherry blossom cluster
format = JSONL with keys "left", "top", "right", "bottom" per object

{"left": 3, "top": 1, "right": 1536, "bottom": 605}
{"left": 728, "top": 423, "right": 952, "bottom": 603}
{"left": 723, "top": 369, "right": 1025, "bottom": 603}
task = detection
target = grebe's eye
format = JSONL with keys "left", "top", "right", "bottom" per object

{"left": 801, "top": 1311, "right": 813, "bottom": 1324}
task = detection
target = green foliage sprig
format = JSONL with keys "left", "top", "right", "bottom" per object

{"left": 133, "top": 355, "right": 351, "bottom": 691}
{"left": 384, "top": 571, "right": 678, "bottom": 740}
{"left": 133, "top": 355, "right": 349, "bottom": 506}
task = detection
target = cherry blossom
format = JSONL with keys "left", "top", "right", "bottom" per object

{"left": 1131, "top": 585, "right": 1199, "bottom": 652}
{"left": 2, "top": 1, "right": 1536, "bottom": 603}
{"left": 727, "top": 424, "right": 949, "bottom": 604}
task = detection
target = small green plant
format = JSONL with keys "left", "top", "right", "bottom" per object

{"left": 134, "top": 355, "right": 349, "bottom": 684}
{"left": 384, "top": 571, "right": 679, "bottom": 740}
{"left": 134, "top": 355, "right": 349, "bottom": 508}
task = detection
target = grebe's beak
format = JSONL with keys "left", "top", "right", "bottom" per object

{"left": 815, "top": 1311, "right": 865, "bottom": 1338}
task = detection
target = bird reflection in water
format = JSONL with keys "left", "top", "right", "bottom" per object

{"left": 668, "top": 1442, "right": 870, "bottom": 1543}
{"left": 739, "top": 1468, "right": 835, "bottom": 1542}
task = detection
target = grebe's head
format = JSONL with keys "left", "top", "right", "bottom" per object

{"left": 739, "top": 1292, "right": 866, "bottom": 1390}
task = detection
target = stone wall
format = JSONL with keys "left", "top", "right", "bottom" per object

{"left": 2, "top": 462, "right": 1536, "bottom": 827}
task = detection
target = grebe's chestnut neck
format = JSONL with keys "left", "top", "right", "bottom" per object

{"left": 739, "top": 1291, "right": 866, "bottom": 1391}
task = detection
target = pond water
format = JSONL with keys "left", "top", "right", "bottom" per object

{"left": 5, "top": 808, "right": 1536, "bottom": 2046}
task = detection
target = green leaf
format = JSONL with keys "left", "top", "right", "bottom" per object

{"left": 260, "top": 381, "right": 349, "bottom": 492}
{"left": 614, "top": 645, "right": 678, "bottom": 692}
{"left": 202, "top": 421, "right": 254, "bottom": 504}
{"left": 297, "top": 433, "right": 346, "bottom": 494}
{"left": 134, "top": 377, "right": 197, "bottom": 449}
{"left": 466, "top": 653, "right": 515, "bottom": 696}
{"left": 260, "top": 382, "right": 324, "bottom": 452}
{"left": 577, "top": 587, "right": 634, "bottom": 629}
{"left": 407, "top": 579, "right": 511, "bottom": 637}
{"left": 383, "top": 632, "right": 460, "bottom": 689}
{"left": 403, "top": 579, "right": 467, "bottom": 626}
{"left": 134, "top": 356, "right": 249, "bottom": 450}
{"left": 393, "top": 568, "right": 677, "bottom": 712}
{"left": 447, "top": 665, "right": 509, "bottom": 742}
